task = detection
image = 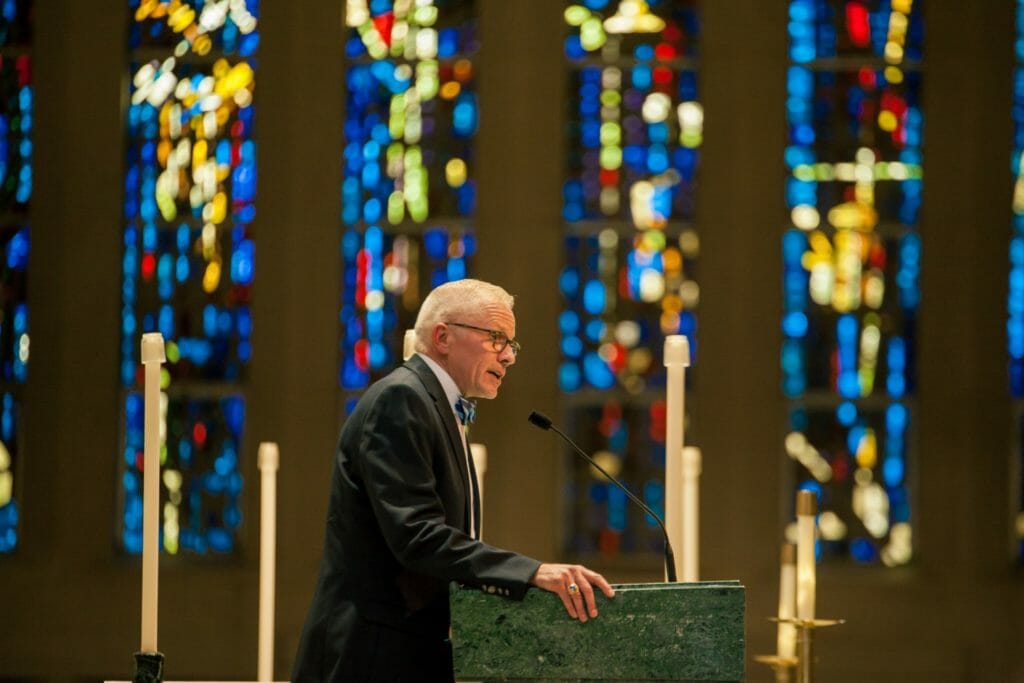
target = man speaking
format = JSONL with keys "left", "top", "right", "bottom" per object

{"left": 293, "top": 279, "right": 614, "bottom": 682}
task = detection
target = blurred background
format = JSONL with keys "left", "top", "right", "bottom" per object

{"left": 0, "top": 1, "right": 1021, "bottom": 681}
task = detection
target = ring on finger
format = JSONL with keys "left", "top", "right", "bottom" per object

{"left": 568, "top": 582, "right": 580, "bottom": 595}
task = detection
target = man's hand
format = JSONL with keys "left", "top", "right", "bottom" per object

{"left": 530, "top": 563, "right": 615, "bottom": 622}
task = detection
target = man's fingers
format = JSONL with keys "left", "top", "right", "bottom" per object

{"left": 530, "top": 563, "right": 614, "bottom": 621}
{"left": 566, "top": 578, "right": 588, "bottom": 622}
{"left": 577, "top": 576, "right": 599, "bottom": 618}
{"left": 559, "top": 587, "right": 579, "bottom": 620}
{"left": 594, "top": 575, "right": 615, "bottom": 598}
{"left": 581, "top": 567, "right": 616, "bottom": 598}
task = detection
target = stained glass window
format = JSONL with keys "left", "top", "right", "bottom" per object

{"left": 0, "top": 1, "right": 32, "bottom": 555}
{"left": 561, "top": 0, "right": 700, "bottom": 557}
{"left": 341, "top": 0, "right": 478, "bottom": 409}
{"left": 1011, "top": 0, "right": 1024, "bottom": 563}
{"left": 120, "top": 1, "right": 258, "bottom": 555}
{"left": 782, "top": 0, "right": 922, "bottom": 566}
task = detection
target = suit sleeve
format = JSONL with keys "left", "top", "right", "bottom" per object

{"left": 354, "top": 382, "right": 541, "bottom": 599}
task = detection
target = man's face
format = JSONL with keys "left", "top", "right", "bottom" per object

{"left": 444, "top": 303, "right": 517, "bottom": 399}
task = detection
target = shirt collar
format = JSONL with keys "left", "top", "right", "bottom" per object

{"left": 415, "top": 352, "right": 463, "bottom": 416}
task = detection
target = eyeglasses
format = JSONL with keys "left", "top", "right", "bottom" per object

{"left": 446, "top": 322, "right": 521, "bottom": 356}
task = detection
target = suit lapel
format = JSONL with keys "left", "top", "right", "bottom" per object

{"left": 404, "top": 355, "right": 474, "bottom": 533}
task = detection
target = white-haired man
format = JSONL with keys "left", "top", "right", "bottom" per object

{"left": 293, "top": 279, "right": 614, "bottom": 682}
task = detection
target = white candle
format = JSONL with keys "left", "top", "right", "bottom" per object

{"left": 777, "top": 542, "right": 797, "bottom": 659}
{"left": 795, "top": 491, "right": 817, "bottom": 622}
{"left": 663, "top": 335, "right": 689, "bottom": 581}
{"left": 665, "top": 447, "right": 682, "bottom": 580}
{"left": 681, "top": 446, "right": 701, "bottom": 582}
{"left": 403, "top": 329, "right": 416, "bottom": 361}
{"left": 140, "top": 333, "right": 165, "bottom": 653}
{"left": 470, "top": 443, "right": 487, "bottom": 540}
{"left": 257, "top": 442, "right": 279, "bottom": 682}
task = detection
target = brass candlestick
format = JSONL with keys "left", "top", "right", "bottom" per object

{"left": 756, "top": 615, "right": 844, "bottom": 683}
{"left": 755, "top": 542, "right": 799, "bottom": 682}
{"left": 753, "top": 653, "right": 797, "bottom": 683}
{"left": 789, "top": 617, "right": 844, "bottom": 683}
{"left": 759, "top": 493, "right": 844, "bottom": 682}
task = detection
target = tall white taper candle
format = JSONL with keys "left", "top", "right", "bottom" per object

{"left": 470, "top": 443, "right": 487, "bottom": 539}
{"left": 140, "top": 333, "right": 165, "bottom": 654}
{"left": 403, "top": 329, "right": 416, "bottom": 361}
{"left": 257, "top": 442, "right": 279, "bottom": 682}
{"left": 777, "top": 542, "right": 797, "bottom": 659}
{"left": 663, "top": 335, "right": 690, "bottom": 581}
{"left": 665, "top": 446, "right": 682, "bottom": 581}
{"left": 795, "top": 491, "right": 817, "bottom": 622}
{"left": 681, "top": 446, "right": 701, "bottom": 582}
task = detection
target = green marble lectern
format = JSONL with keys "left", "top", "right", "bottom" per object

{"left": 452, "top": 580, "right": 745, "bottom": 682}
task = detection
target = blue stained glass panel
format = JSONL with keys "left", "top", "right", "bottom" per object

{"left": 0, "top": 392, "right": 19, "bottom": 553}
{"left": 786, "top": 405, "right": 911, "bottom": 565}
{"left": 341, "top": 0, "right": 479, "bottom": 398}
{"left": 339, "top": 226, "right": 475, "bottom": 392}
{"left": 0, "top": 227, "right": 28, "bottom": 385}
{"left": 120, "top": 1, "right": 258, "bottom": 555}
{"left": 121, "top": 393, "right": 245, "bottom": 555}
{"left": 0, "top": 1, "right": 30, "bottom": 555}
{"left": 1011, "top": 0, "right": 1024, "bottom": 563}
{"left": 560, "top": 231, "right": 697, "bottom": 396}
{"left": 561, "top": 0, "right": 701, "bottom": 559}
{"left": 127, "top": 0, "right": 260, "bottom": 55}
{"left": 564, "top": 400, "right": 670, "bottom": 557}
{"left": 562, "top": 0, "right": 701, "bottom": 398}
{"left": 0, "top": 0, "right": 31, "bottom": 47}
{"left": 782, "top": 0, "right": 922, "bottom": 566}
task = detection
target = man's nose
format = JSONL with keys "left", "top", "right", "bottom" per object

{"left": 499, "top": 345, "right": 516, "bottom": 365}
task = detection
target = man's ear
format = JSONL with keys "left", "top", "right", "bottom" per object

{"left": 432, "top": 322, "right": 451, "bottom": 354}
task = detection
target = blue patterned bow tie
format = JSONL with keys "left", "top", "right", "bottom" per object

{"left": 455, "top": 397, "right": 476, "bottom": 426}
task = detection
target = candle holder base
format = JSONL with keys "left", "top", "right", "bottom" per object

{"left": 760, "top": 617, "right": 843, "bottom": 683}
{"left": 754, "top": 654, "right": 798, "bottom": 667}
{"left": 772, "top": 616, "right": 846, "bottom": 629}
{"left": 754, "top": 653, "right": 798, "bottom": 683}
{"left": 132, "top": 651, "right": 164, "bottom": 683}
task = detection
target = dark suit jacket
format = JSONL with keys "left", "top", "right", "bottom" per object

{"left": 292, "top": 354, "right": 542, "bottom": 682}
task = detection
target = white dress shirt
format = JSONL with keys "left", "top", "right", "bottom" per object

{"left": 415, "top": 352, "right": 476, "bottom": 538}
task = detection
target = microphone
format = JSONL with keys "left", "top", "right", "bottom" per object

{"left": 528, "top": 410, "right": 678, "bottom": 583}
